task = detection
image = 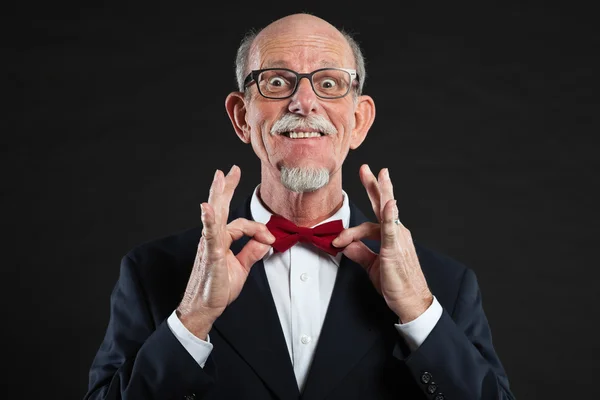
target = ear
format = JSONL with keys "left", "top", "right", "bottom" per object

{"left": 225, "top": 91, "right": 251, "bottom": 143}
{"left": 349, "top": 95, "right": 376, "bottom": 150}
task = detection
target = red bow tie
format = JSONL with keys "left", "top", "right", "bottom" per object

{"left": 266, "top": 215, "right": 345, "bottom": 256}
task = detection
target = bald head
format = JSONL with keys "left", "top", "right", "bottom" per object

{"left": 256, "top": 13, "right": 348, "bottom": 48}
{"left": 234, "top": 13, "right": 366, "bottom": 94}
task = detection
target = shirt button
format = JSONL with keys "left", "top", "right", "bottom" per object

{"left": 300, "top": 273, "right": 309, "bottom": 282}
{"left": 300, "top": 335, "right": 312, "bottom": 344}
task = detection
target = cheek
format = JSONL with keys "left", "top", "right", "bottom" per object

{"left": 328, "top": 102, "right": 355, "bottom": 129}
{"left": 247, "top": 104, "right": 278, "bottom": 137}
{"left": 334, "top": 113, "right": 356, "bottom": 147}
{"left": 247, "top": 107, "right": 281, "bottom": 157}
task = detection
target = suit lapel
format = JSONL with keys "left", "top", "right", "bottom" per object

{"left": 300, "top": 203, "right": 396, "bottom": 400}
{"left": 213, "top": 198, "right": 300, "bottom": 400}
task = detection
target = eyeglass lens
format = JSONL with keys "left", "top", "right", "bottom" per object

{"left": 257, "top": 69, "right": 351, "bottom": 98}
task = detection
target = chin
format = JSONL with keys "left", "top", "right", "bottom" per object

{"left": 279, "top": 166, "right": 330, "bottom": 193}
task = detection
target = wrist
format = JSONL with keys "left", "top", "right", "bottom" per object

{"left": 394, "top": 292, "right": 434, "bottom": 324}
{"left": 176, "top": 308, "right": 216, "bottom": 340}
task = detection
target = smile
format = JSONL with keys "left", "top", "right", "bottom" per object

{"left": 280, "top": 131, "right": 327, "bottom": 138}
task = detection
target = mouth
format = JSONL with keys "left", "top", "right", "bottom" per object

{"left": 279, "top": 131, "right": 327, "bottom": 139}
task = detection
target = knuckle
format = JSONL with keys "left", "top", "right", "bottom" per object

{"left": 202, "top": 228, "right": 219, "bottom": 243}
{"left": 383, "top": 230, "right": 395, "bottom": 241}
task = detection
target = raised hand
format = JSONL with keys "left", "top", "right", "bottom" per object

{"left": 332, "top": 164, "right": 433, "bottom": 323}
{"left": 176, "top": 165, "right": 275, "bottom": 339}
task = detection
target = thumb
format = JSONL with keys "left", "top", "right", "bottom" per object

{"left": 236, "top": 239, "right": 271, "bottom": 271}
{"left": 342, "top": 240, "right": 377, "bottom": 270}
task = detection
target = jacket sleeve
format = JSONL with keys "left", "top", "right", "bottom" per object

{"left": 394, "top": 268, "right": 515, "bottom": 400}
{"left": 84, "top": 255, "right": 218, "bottom": 400}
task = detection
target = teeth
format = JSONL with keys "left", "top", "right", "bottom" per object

{"left": 286, "top": 131, "right": 322, "bottom": 138}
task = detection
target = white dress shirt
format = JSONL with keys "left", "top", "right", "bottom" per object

{"left": 168, "top": 186, "right": 443, "bottom": 391}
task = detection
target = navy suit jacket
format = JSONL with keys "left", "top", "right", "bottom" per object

{"left": 85, "top": 196, "right": 514, "bottom": 400}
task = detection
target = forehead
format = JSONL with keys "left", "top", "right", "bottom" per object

{"left": 250, "top": 31, "right": 354, "bottom": 71}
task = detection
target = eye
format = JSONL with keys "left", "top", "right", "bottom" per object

{"left": 268, "top": 76, "right": 287, "bottom": 87}
{"left": 320, "top": 79, "right": 337, "bottom": 89}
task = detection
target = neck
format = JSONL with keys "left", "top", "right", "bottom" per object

{"left": 258, "top": 165, "right": 343, "bottom": 227}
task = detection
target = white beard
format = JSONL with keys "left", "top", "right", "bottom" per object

{"left": 280, "top": 166, "right": 330, "bottom": 193}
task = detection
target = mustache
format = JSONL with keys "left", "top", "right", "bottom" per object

{"left": 270, "top": 114, "right": 338, "bottom": 136}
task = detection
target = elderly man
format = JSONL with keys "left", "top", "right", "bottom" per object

{"left": 85, "top": 13, "right": 514, "bottom": 400}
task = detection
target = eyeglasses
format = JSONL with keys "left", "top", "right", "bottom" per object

{"left": 243, "top": 67, "right": 358, "bottom": 99}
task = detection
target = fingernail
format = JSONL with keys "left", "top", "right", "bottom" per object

{"left": 227, "top": 165, "right": 236, "bottom": 176}
{"left": 213, "top": 170, "right": 220, "bottom": 181}
{"left": 332, "top": 237, "right": 340, "bottom": 247}
{"left": 384, "top": 168, "right": 390, "bottom": 179}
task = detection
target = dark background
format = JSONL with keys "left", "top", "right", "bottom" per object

{"left": 6, "top": 1, "right": 599, "bottom": 399}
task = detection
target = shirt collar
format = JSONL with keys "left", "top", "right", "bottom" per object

{"left": 250, "top": 185, "right": 350, "bottom": 265}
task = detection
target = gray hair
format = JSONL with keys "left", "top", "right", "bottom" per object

{"left": 270, "top": 113, "right": 338, "bottom": 136}
{"left": 234, "top": 27, "right": 367, "bottom": 96}
{"left": 280, "top": 166, "right": 330, "bottom": 193}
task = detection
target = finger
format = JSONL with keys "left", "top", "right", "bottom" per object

{"left": 219, "top": 165, "right": 242, "bottom": 225}
{"left": 227, "top": 218, "right": 276, "bottom": 244}
{"left": 380, "top": 199, "right": 399, "bottom": 251}
{"left": 236, "top": 239, "right": 272, "bottom": 271}
{"left": 378, "top": 168, "right": 395, "bottom": 220}
{"left": 341, "top": 240, "right": 378, "bottom": 271}
{"left": 208, "top": 169, "right": 226, "bottom": 227}
{"left": 332, "top": 222, "right": 380, "bottom": 248}
{"left": 200, "top": 202, "right": 225, "bottom": 261}
{"left": 359, "top": 164, "right": 381, "bottom": 221}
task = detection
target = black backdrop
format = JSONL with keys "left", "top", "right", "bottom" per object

{"left": 7, "top": 2, "right": 599, "bottom": 399}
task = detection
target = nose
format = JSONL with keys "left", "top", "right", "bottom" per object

{"left": 288, "top": 77, "right": 318, "bottom": 116}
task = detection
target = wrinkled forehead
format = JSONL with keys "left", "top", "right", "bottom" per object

{"left": 249, "top": 29, "right": 355, "bottom": 72}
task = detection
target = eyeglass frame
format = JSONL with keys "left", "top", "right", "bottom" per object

{"left": 243, "top": 67, "right": 359, "bottom": 99}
